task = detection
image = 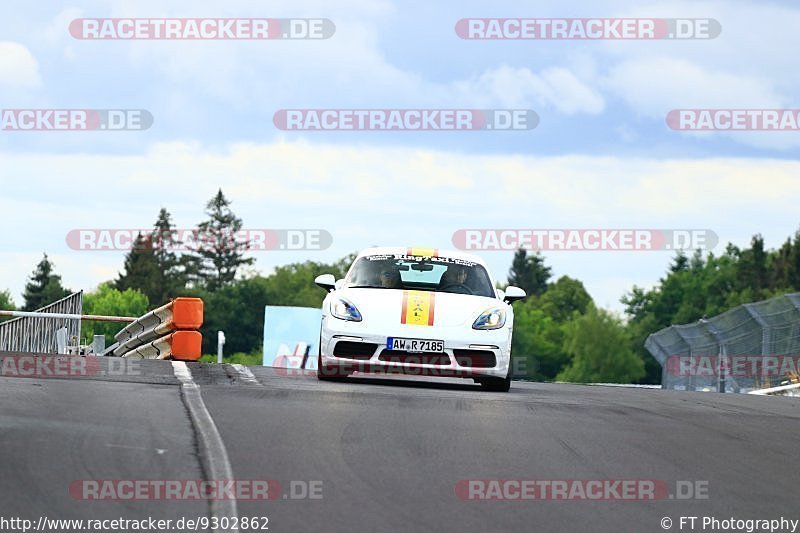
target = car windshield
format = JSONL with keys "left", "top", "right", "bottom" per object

{"left": 344, "top": 254, "right": 496, "bottom": 297}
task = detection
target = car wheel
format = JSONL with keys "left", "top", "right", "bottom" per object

{"left": 317, "top": 353, "right": 348, "bottom": 381}
{"left": 480, "top": 364, "right": 511, "bottom": 392}
{"left": 481, "top": 376, "right": 511, "bottom": 392}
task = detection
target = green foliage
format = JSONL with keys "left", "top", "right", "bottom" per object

{"left": 510, "top": 275, "right": 594, "bottom": 380}
{"left": 622, "top": 227, "right": 800, "bottom": 384}
{"left": 150, "top": 207, "right": 189, "bottom": 305}
{"left": 189, "top": 256, "right": 354, "bottom": 355}
{"left": 199, "top": 350, "right": 262, "bottom": 366}
{"left": 511, "top": 304, "right": 565, "bottom": 380}
{"left": 18, "top": 192, "right": 795, "bottom": 386}
{"left": 0, "top": 289, "right": 15, "bottom": 310}
{"left": 507, "top": 248, "right": 551, "bottom": 297}
{"left": 22, "top": 253, "right": 70, "bottom": 311}
{"left": 557, "top": 307, "right": 644, "bottom": 384}
{"left": 116, "top": 209, "right": 190, "bottom": 307}
{"left": 116, "top": 234, "right": 160, "bottom": 303}
{"left": 0, "top": 289, "right": 15, "bottom": 323}
{"left": 82, "top": 283, "right": 149, "bottom": 345}
{"left": 189, "top": 189, "right": 254, "bottom": 291}
{"left": 537, "top": 275, "right": 592, "bottom": 322}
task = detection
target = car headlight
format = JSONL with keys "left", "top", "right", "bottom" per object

{"left": 331, "top": 297, "right": 362, "bottom": 322}
{"left": 472, "top": 308, "right": 506, "bottom": 330}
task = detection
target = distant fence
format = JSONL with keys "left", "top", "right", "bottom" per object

{"left": 645, "top": 293, "right": 800, "bottom": 392}
{"left": 0, "top": 292, "right": 83, "bottom": 353}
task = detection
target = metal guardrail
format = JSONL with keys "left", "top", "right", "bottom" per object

{"left": 645, "top": 292, "right": 800, "bottom": 393}
{"left": 113, "top": 298, "right": 203, "bottom": 360}
{"left": 0, "top": 292, "right": 83, "bottom": 354}
{"left": 748, "top": 382, "right": 800, "bottom": 396}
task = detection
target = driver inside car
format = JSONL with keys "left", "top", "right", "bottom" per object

{"left": 373, "top": 264, "right": 403, "bottom": 289}
{"left": 438, "top": 264, "right": 468, "bottom": 290}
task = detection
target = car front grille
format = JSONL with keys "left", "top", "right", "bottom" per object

{"left": 333, "top": 341, "right": 378, "bottom": 360}
{"left": 378, "top": 350, "right": 451, "bottom": 366}
{"left": 453, "top": 349, "right": 497, "bottom": 368}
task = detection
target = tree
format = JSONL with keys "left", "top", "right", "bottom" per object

{"left": 191, "top": 189, "right": 254, "bottom": 291}
{"left": 538, "top": 276, "right": 593, "bottom": 322}
{"left": 82, "top": 283, "right": 149, "bottom": 345}
{"left": 150, "top": 208, "right": 188, "bottom": 305}
{"left": 116, "top": 233, "right": 160, "bottom": 301}
{"left": 507, "top": 249, "right": 551, "bottom": 297}
{"left": 619, "top": 228, "right": 800, "bottom": 385}
{"left": 769, "top": 237, "right": 793, "bottom": 290}
{"left": 737, "top": 234, "right": 768, "bottom": 298}
{"left": 190, "top": 254, "right": 355, "bottom": 355}
{"left": 557, "top": 307, "right": 644, "bottom": 383}
{"left": 0, "top": 289, "right": 15, "bottom": 323}
{"left": 22, "top": 254, "right": 70, "bottom": 311}
{"left": 789, "top": 230, "right": 800, "bottom": 289}
{"left": 510, "top": 304, "right": 566, "bottom": 380}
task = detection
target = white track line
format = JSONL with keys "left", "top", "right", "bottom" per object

{"left": 172, "top": 361, "right": 239, "bottom": 533}
{"left": 230, "top": 364, "right": 259, "bottom": 385}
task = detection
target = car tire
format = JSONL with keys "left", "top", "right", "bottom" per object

{"left": 317, "top": 353, "right": 348, "bottom": 381}
{"left": 481, "top": 377, "right": 511, "bottom": 392}
{"left": 480, "top": 364, "right": 511, "bottom": 392}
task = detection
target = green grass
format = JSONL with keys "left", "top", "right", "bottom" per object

{"left": 199, "top": 350, "right": 263, "bottom": 366}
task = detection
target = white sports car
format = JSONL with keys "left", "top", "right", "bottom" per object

{"left": 314, "top": 247, "right": 526, "bottom": 391}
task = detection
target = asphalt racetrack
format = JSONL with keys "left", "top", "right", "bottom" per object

{"left": 1, "top": 357, "right": 798, "bottom": 532}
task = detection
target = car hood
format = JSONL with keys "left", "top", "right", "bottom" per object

{"left": 333, "top": 287, "right": 504, "bottom": 328}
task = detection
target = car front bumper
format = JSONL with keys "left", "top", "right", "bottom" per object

{"left": 320, "top": 316, "right": 512, "bottom": 380}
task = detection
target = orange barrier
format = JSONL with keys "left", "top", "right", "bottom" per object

{"left": 113, "top": 298, "right": 203, "bottom": 361}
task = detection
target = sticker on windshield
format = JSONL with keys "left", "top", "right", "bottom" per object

{"left": 406, "top": 247, "right": 438, "bottom": 257}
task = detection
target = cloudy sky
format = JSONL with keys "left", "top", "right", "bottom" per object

{"left": 1, "top": 0, "right": 799, "bottom": 312}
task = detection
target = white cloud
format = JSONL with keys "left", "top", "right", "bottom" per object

{"left": 2, "top": 140, "right": 799, "bottom": 311}
{"left": 0, "top": 42, "right": 41, "bottom": 89}
{"left": 454, "top": 65, "right": 605, "bottom": 114}
{"left": 603, "top": 56, "right": 783, "bottom": 115}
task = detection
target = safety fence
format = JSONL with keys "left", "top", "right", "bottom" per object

{"left": 645, "top": 292, "right": 800, "bottom": 393}
{"left": 0, "top": 292, "right": 83, "bottom": 353}
{"left": 112, "top": 297, "right": 203, "bottom": 361}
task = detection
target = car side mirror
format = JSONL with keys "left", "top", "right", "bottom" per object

{"left": 504, "top": 286, "right": 526, "bottom": 303}
{"left": 314, "top": 273, "right": 336, "bottom": 291}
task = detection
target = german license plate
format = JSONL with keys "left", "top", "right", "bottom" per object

{"left": 387, "top": 337, "right": 444, "bottom": 353}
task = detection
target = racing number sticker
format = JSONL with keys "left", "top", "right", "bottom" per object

{"left": 401, "top": 290, "right": 435, "bottom": 326}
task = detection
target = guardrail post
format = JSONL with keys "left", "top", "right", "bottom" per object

{"left": 217, "top": 331, "right": 226, "bottom": 364}
{"left": 644, "top": 334, "right": 670, "bottom": 389}
{"left": 672, "top": 328, "right": 696, "bottom": 391}
{"left": 92, "top": 335, "right": 106, "bottom": 355}
{"left": 700, "top": 319, "right": 726, "bottom": 393}
{"left": 743, "top": 303, "right": 771, "bottom": 389}
{"left": 56, "top": 327, "right": 68, "bottom": 354}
